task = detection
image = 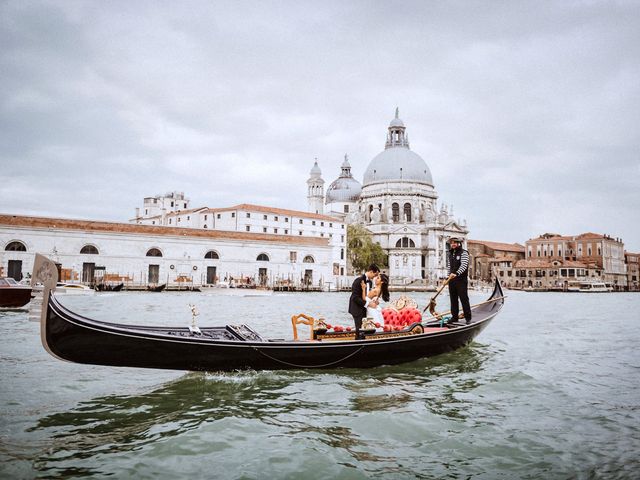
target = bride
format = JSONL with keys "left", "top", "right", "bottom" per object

{"left": 361, "top": 273, "right": 390, "bottom": 325}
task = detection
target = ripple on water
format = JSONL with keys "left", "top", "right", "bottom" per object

{"left": 2, "top": 292, "right": 640, "bottom": 479}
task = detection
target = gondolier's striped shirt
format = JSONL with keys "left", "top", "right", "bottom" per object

{"left": 447, "top": 249, "right": 470, "bottom": 277}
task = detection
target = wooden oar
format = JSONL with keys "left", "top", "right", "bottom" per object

{"left": 423, "top": 277, "right": 452, "bottom": 314}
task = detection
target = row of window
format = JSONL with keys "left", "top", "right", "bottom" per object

{"left": 209, "top": 212, "right": 342, "bottom": 229}
{"left": 150, "top": 250, "right": 316, "bottom": 262}
{"left": 368, "top": 203, "right": 414, "bottom": 222}
{"left": 512, "top": 268, "right": 594, "bottom": 278}
{"left": 5, "top": 241, "right": 315, "bottom": 263}
{"left": 528, "top": 247, "right": 602, "bottom": 257}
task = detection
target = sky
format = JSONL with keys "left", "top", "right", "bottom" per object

{"left": 1, "top": 0, "right": 639, "bottom": 250}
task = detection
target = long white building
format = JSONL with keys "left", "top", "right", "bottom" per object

{"left": 0, "top": 214, "right": 336, "bottom": 288}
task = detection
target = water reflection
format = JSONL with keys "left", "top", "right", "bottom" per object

{"left": 344, "top": 345, "right": 494, "bottom": 420}
{"left": 27, "top": 344, "right": 494, "bottom": 477}
{"left": 5, "top": 290, "right": 639, "bottom": 479}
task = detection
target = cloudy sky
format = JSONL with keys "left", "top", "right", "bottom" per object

{"left": 1, "top": 0, "right": 639, "bottom": 249}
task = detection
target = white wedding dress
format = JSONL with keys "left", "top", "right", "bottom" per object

{"left": 366, "top": 284, "right": 385, "bottom": 325}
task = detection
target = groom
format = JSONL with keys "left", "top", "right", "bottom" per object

{"left": 348, "top": 264, "right": 380, "bottom": 339}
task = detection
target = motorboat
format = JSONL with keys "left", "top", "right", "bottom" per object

{"left": 55, "top": 282, "right": 94, "bottom": 295}
{"left": 0, "top": 277, "right": 33, "bottom": 308}
{"left": 567, "top": 281, "right": 610, "bottom": 293}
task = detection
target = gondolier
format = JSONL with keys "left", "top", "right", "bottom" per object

{"left": 447, "top": 237, "right": 472, "bottom": 324}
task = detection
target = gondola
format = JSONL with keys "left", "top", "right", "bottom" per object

{"left": 147, "top": 283, "right": 166, "bottom": 292}
{"left": 94, "top": 282, "right": 124, "bottom": 292}
{"left": 32, "top": 254, "right": 505, "bottom": 372}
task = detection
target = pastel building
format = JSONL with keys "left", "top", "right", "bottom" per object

{"left": 525, "top": 233, "right": 627, "bottom": 290}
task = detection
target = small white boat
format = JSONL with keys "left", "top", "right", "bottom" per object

{"left": 202, "top": 285, "right": 273, "bottom": 297}
{"left": 55, "top": 282, "right": 95, "bottom": 295}
{"left": 567, "top": 281, "right": 610, "bottom": 293}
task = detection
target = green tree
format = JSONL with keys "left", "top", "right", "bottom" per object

{"left": 347, "top": 224, "right": 388, "bottom": 273}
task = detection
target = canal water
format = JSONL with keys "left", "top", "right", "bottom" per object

{"left": 1, "top": 289, "right": 639, "bottom": 479}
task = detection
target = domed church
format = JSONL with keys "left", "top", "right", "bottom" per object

{"left": 308, "top": 109, "right": 469, "bottom": 284}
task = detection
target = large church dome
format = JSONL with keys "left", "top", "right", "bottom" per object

{"left": 362, "top": 110, "right": 433, "bottom": 187}
{"left": 326, "top": 154, "right": 361, "bottom": 203}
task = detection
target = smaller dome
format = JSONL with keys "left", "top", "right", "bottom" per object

{"left": 326, "top": 177, "right": 362, "bottom": 203}
{"left": 325, "top": 153, "right": 361, "bottom": 203}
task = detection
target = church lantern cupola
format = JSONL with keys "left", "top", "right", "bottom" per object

{"left": 385, "top": 107, "right": 410, "bottom": 149}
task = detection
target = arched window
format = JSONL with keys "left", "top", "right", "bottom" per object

{"left": 256, "top": 253, "right": 269, "bottom": 261}
{"left": 204, "top": 250, "right": 219, "bottom": 259}
{"left": 395, "top": 237, "right": 415, "bottom": 248}
{"left": 5, "top": 241, "right": 26, "bottom": 251}
{"left": 392, "top": 203, "right": 399, "bottom": 222}
{"left": 146, "top": 248, "right": 163, "bottom": 257}
{"left": 404, "top": 203, "right": 412, "bottom": 222}
{"left": 80, "top": 245, "right": 99, "bottom": 255}
{"left": 303, "top": 255, "right": 315, "bottom": 263}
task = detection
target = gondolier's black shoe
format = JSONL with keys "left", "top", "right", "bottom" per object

{"left": 465, "top": 318, "right": 472, "bottom": 325}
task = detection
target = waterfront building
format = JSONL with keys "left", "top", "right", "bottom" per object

{"left": 132, "top": 202, "right": 347, "bottom": 279}
{"left": 507, "top": 259, "right": 601, "bottom": 290}
{"left": 525, "top": 233, "right": 627, "bottom": 290}
{"left": 0, "top": 214, "right": 335, "bottom": 288}
{"left": 467, "top": 240, "right": 525, "bottom": 282}
{"left": 136, "top": 191, "right": 191, "bottom": 220}
{"left": 309, "top": 109, "right": 469, "bottom": 284}
{"left": 625, "top": 252, "right": 639, "bottom": 291}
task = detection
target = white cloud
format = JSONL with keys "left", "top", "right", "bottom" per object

{"left": 1, "top": 0, "right": 639, "bottom": 249}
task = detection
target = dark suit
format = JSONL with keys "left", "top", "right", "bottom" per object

{"left": 349, "top": 274, "right": 370, "bottom": 337}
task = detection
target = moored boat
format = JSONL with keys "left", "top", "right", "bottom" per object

{"left": 567, "top": 281, "right": 610, "bottom": 293}
{"left": 94, "top": 282, "right": 125, "bottom": 292}
{"left": 32, "top": 254, "right": 505, "bottom": 372}
{"left": 147, "top": 283, "right": 166, "bottom": 292}
{"left": 0, "top": 277, "right": 33, "bottom": 308}
{"left": 55, "top": 282, "right": 94, "bottom": 295}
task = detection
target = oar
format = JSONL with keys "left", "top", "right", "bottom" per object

{"left": 423, "top": 277, "right": 452, "bottom": 314}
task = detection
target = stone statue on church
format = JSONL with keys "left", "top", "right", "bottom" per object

{"left": 370, "top": 207, "right": 381, "bottom": 223}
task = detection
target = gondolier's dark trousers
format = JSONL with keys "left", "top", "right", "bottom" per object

{"left": 449, "top": 277, "right": 472, "bottom": 322}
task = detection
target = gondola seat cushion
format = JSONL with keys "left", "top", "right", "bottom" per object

{"left": 403, "top": 308, "right": 422, "bottom": 326}
{"left": 381, "top": 308, "right": 398, "bottom": 326}
{"left": 383, "top": 308, "right": 422, "bottom": 327}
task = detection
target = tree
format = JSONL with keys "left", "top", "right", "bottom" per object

{"left": 347, "top": 224, "right": 388, "bottom": 273}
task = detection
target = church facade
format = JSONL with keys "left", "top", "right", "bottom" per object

{"left": 308, "top": 110, "right": 469, "bottom": 284}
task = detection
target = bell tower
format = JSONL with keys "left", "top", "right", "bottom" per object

{"left": 307, "top": 159, "right": 325, "bottom": 214}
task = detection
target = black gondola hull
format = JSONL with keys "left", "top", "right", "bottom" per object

{"left": 42, "top": 280, "right": 504, "bottom": 371}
